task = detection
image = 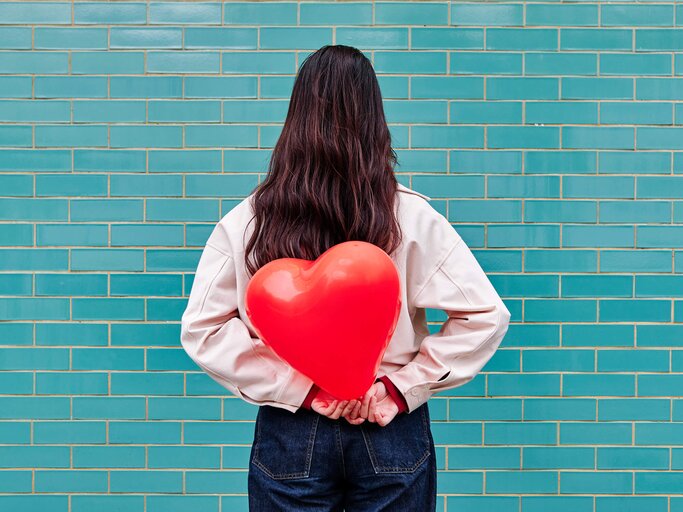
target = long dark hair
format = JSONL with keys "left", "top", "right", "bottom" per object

{"left": 244, "top": 45, "right": 403, "bottom": 277}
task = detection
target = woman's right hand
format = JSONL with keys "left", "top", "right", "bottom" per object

{"left": 311, "top": 387, "right": 369, "bottom": 425}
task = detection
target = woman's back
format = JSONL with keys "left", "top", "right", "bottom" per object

{"left": 180, "top": 181, "right": 510, "bottom": 414}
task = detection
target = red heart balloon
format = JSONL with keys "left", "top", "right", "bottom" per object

{"left": 245, "top": 241, "right": 401, "bottom": 400}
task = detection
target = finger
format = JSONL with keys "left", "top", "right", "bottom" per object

{"left": 352, "top": 400, "right": 361, "bottom": 418}
{"left": 377, "top": 409, "right": 387, "bottom": 427}
{"left": 345, "top": 400, "right": 361, "bottom": 421}
{"left": 323, "top": 400, "right": 338, "bottom": 416}
{"left": 331, "top": 400, "right": 349, "bottom": 420}
{"left": 360, "top": 388, "right": 373, "bottom": 419}
{"left": 380, "top": 409, "right": 397, "bottom": 427}
{"left": 342, "top": 406, "right": 362, "bottom": 425}
{"left": 344, "top": 415, "right": 360, "bottom": 425}
{"left": 340, "top": 400, "right": 354, "bottom": 418}
{"left": 368, "top": 396, "right": 377, "bottom": 423}
{"left": 340, "top": 400, "right": 357, "bottom": 420}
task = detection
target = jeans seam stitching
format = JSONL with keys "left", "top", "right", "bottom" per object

{"left": 336, "top": 422, "right": 346, "bottom": 480}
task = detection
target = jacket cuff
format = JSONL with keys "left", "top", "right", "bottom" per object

{"left": 379, "top": 375, "right": 409, "bottom": 414}
{"left": 276, "top": 368, "right": 317, "bottom": 412}
{"left": 378, "top": 364, "right": 434, "bottom": 414}
{"left": 301, "top": 383, "right": 319, "bottom": 410}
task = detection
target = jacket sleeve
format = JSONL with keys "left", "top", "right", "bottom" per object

{"left": 386, "top": 235, "right": 512, "bottom": 414}
{"left": 180, "top": 231, "right": 316, "bottom": 414}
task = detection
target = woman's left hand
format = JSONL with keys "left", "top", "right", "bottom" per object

{"left": 344, "top": 381, "right": 399, "bottom": 427}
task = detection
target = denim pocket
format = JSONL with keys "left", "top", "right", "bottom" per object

{"left": 360, "top": 403, "right": 431, "bottom": 474}
{"left": 252, "top": 405, "right": 320, "bottom": 480}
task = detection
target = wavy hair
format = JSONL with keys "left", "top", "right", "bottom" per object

{"left": 244, "top": 45, "right": 402, "bottom": 277}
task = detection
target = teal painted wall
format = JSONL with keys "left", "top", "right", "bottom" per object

{"left": 1, "top": 1, "right": 683, "bottom": 510}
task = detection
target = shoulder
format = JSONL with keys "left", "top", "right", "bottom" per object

{"left": 219, "top": 194, "right": 255, "bottom": 227}
{"left": 395, "top": 182, "right": 460, "bottom": 246}
{"left": 396, "top": 182, "right": 431, "bottom": 201}
{"left": 207, "top": 194, "right": 256, "bottom": 253}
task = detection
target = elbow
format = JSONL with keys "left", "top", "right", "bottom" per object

{"left": 180, "top": 312, "right": 199, "bottom": 357}
{"left": 180, "top": 324, "right": 193, "bottom": 358}
{"left": 475, "top": 302, "right": 511, "bottom": 356}
{"left": 496, "top": 301, "right": 512, "bottom": 336}
{"left": 500, "top": 301, "right": 511, "bottom": 323}
{"left": 478, "top": 300, "right": 511, "bottom": 334}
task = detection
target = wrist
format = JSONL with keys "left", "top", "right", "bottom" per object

{"left": 301, "top": 383, "right": 319, "bottom": 410}
{"left": 378, "top": 375, "right": 409, "bottom": 414}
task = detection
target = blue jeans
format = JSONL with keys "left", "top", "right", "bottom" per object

{"left": 248, "top": 401, "right": 437, "bottom": 511}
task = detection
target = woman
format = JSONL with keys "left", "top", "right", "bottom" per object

{"left": 180, "top": 45, "right": 511, "bottom": 511}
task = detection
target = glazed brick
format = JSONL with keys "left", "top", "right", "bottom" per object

{"left": 72, "top": 445, "right": 145, "bottom": 467}
{"left": 599, "top": 399, "right": 671, "bottom": 421}
{"left": 411, "top": 27, "right": 482, "bottom": 49}
{"left": 449, "top": 398, "right": 522, "bottom": 421}
{"left": 375, "top": 50, "right": 447, "bottom": 73}
{"left": 524, "top": 249, "right": 597, "bottom": 273}
{"left": 523, "top": 496, "right": 593, "bottom": 512}
{"left": 300, "top": 3, "right": 372, "bottom": 26}
{"left": 375, "top": 2, "right": 448, "bottom": 26}
{"left": 561, "top": 275, "right": 633, "bottom": 297}
{"left": 635, "top": 472, "right": 683, "bottom": 493}
{"left": 35, "top": 274, "right": 107, "bottom": 296}
{"left": 597, "top": 447, "right": 670, "bottom": 470}
{"left": 561, "top": 29, "right": 632, "bottom": 51}
{"left": 0, "top": 3, "right": 70, "bottom": 24}
{"left": 525, "top": 150, "right": 596, "bottom": 173}
{"left": 596, "top": 497, "right": 667, "bottom": 512}
{"left": 637, "top": 176, "right": 683, "bottom": 198}
{"left": 523, "top": 447, "right": 594, "bottom": 469}
{"left": 224, "top": 2, "right": 297, "bottom": 25}
{"left": 562, "top": 77, "right": 633, "bottom": 100}
{"left": 148, "top": 398, "right": 221, "bottom": 421}
{"left": 74, "top": 3, "right": 147, "bottom": 25}
{"left": 486, "top": 471, "right": 557, "bottom": 494}
{"left": 35, "top": 28, "right": 107, "bottom": 50}
{"left": 602, "top": 5, "right": 673, "bottom": 28}
{"left": 452, "top": 3, "right": 523, "bottom": 27}
{"left": 524, "top": 398, "right": 596, "bottom": 421}
{"left": 571, "top": 374, "right": 637, "bottom": 398}
{"left": 526, "top": 5, "right": 598, "bottom": 27}
{"left": 522, "top": 349, "right": 595, "bottom": 372}
{"left": 149, "top": 150, "right": 221, "bottom": 172}
{"left": 560, "top": 471, "right": 632, "bottom": 494}
{"left": 560, "top": 422, "right": 633, "bottom": 445}
{"left": 448, "top": 447, "right": 520, "bottom": 469}
{"left": 147, "top": 51, "right": 219, "bottom": 74}
{"left": 452, "top": 52, "right": 522, "bottom": 75}
{"left": 111, "top": 28, "right": 182, "bottom": 49}
{"left": 109, "top": 470, "right": 182, "bottom": 493}
{"left": 259, "top": 27, "right": 331, "bottom": 50}
{"left": 149, "top": 2, "right": 221, "bottom": 25}
{"left": 337, "top": 27, "right": 408, "bottom": 49}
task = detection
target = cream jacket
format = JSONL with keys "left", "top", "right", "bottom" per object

{"left": 180, "top": 183, "right": 512, "bottom": 414}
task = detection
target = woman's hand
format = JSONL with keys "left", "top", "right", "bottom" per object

{"left": 311, "top": 387, "right": 365, "bottom": 423}
{"left": 344, "top": 381, "right": 399, "bottom": 427}
{"left": 311, "top": 382, "right": 400, "bottom": 427}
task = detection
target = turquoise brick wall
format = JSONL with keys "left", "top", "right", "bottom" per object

{"left": 1, "top": 1, "right": 683, "bottom": 510}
